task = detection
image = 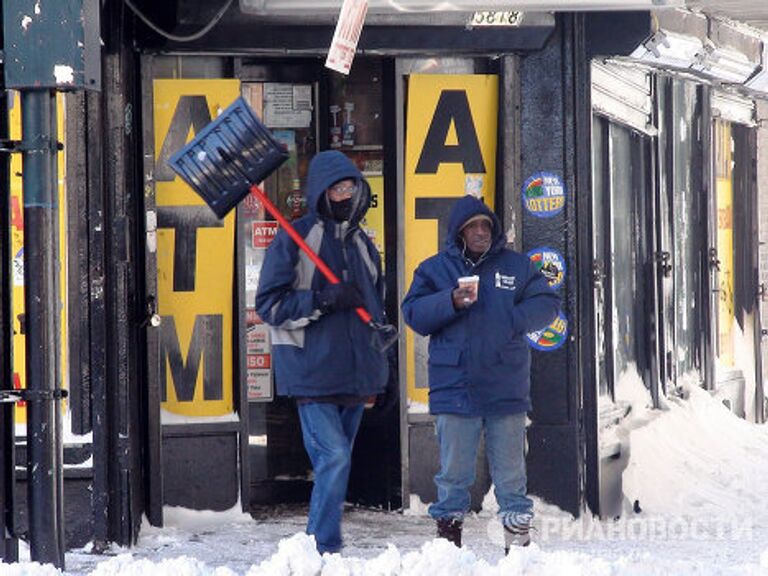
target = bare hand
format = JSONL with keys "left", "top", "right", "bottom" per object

{"left": 452, "top": 286, "right": 477, "bottom": 310}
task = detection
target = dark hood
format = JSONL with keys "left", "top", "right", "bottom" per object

{"left": 306, "top": 150, "right": 369, "bottom": 226}
{"left": 446, "top": 194, "right": 505, "bottom": 254}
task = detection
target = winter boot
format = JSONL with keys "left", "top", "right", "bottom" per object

{"left": 436, "top": 518, "right": 463, "bottom": 548}
{"left": 503, "top": 511, "right": 533, "bottom": 553}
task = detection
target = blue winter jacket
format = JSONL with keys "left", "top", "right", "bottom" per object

{"left": 401, "top": 195, "right": 560, "bottom": 416}
{"left": 255, "top": 151, "right": 388, "bottom": 397}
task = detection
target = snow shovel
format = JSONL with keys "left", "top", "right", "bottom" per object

{"left": 167, "top": 96, "right": 290, "bottom": 219}
{"left": 167, "top": 96, "right": 398, "bottom": 352}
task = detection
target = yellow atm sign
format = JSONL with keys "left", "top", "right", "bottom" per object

{"left": 153, "top": 79, "right": 239, "bottom": 418}
{"left": 404, "top": 74, "right": 498, "bottom": 406}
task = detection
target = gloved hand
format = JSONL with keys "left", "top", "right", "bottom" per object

{"left": 374, "top": 355, "right": 400, "bottom": 412}
{"left": 316, "top": 282, "right": 365, "bottom": 313}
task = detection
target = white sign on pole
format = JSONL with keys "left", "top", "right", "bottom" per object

{"left": 325, "top": 0, "right": 368, "bottom": 75}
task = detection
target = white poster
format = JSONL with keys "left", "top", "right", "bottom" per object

{"left": 325, "top": 0, "right": 368, "bottom": 75}
{"left": 263, "top": 83, "right": 312, "bottom": 128}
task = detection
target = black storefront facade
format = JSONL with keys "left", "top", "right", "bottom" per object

{"left": 2, "top": 2, "right": 768, "bottom": 556}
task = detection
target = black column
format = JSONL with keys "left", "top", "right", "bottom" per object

{"left": 21, "top": 89, "right": 65, "bottom": 568}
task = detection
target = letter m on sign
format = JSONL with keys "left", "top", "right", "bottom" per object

{"left": 160, "top": 315, "right": 223, "bottom": 402}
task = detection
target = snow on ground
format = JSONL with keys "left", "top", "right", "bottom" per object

{"left": 3, "top": 384, "right": 768, "bottom": 575}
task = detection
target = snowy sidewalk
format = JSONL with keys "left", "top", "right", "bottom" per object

{"left": 5, "top": 385, "right": 768, "bottom": 575}
{"left": 35, "top": 503, "right": 768, "bottom": 575}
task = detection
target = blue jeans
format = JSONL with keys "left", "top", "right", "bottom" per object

{"left": 428, "top": 412, "right": 532, "bottom": 524}
{"left": 298, "top": 402, "right": 365, "bottom": 554}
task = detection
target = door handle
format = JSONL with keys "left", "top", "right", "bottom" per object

{"left": 655, "top": 251, "right": 672, "bottom": 278}
{"left": 709, "top": 248, "right": 720, "bottom": 271}
{"left": 592, "top": 260, "right": 604, "bottom": 286}
{"left": 141, "top": 295, "right": 162, "bottom": 328}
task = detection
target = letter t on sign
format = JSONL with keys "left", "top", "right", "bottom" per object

{"left": 415, "top": 197, "right": 461, "bottom": 250}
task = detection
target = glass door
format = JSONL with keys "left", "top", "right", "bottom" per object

{"left": 236, "top": 57, "right": 396, "bottom": 508}
{"left": 237, "top": 76, "right": 320, "bottom": 507}
{"left": 591, "top": 114, "right": 655, "bottom": 517}
{"left": 592, "top": 117, "right": 655, "bottom": 410}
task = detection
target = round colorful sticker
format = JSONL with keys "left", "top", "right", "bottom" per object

{"left": 527, "top": 247, "right": 566, "bottom": 290}
{"left": 522, "top": 172, "right": 566, "bottom": 218}
{"left": 527, "top": 310, "right": 568, "bottom": 351}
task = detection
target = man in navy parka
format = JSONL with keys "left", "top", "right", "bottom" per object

{"left": 401, "top": 194, "right": 559, "bottom": 551}
{"left": 255, "top": 150, "right": 388, "bottom": 554}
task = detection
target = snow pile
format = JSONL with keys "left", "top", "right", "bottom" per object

{"left": 247, "top": 533, "right": 321, "bottom": 576}
{"left": 3, "top": 530, "right": 768, "bottom": 575}
{"left": 0, "top": 561, "right": 61, "bottom": 576}
{"left": 401, "top": 538, "right": 481, "bottom": 575}
{"left": 247, "top": 534, "right": 612, "bottom": 576}
{"left": 622, "top": 384, "right": 768, "bottom": 521}
{"left": 89, "top": 554, "right": 236, "bottom": 576}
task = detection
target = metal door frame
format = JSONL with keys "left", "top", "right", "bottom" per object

{"left": 140, "top": 55, "right": 164, "bottom": 527}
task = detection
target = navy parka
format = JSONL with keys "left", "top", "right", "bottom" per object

{"left": 401, "top": 195, "right": 560, "bottom": 416}
{"left": 255, "top": 151, "right": 388, "bottom": 398}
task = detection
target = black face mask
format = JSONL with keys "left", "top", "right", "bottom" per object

{"left": 330, "top": 197, "right": 353, "bottom": 222}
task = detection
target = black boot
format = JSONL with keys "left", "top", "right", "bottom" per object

{"left": 436, "top": 518, "right": 462, "bottom": 548}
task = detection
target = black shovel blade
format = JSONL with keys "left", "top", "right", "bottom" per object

{"left": 167, "top": 96, "right": 288, "bottom": 218}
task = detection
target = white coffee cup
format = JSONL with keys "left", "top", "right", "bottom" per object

{"left": 457, "top": 275, "right": 480, "bottom": 303}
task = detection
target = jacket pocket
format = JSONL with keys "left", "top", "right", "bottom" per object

{"left": 428, "top": 346, "right": 463, "bottom": 391}
{"left": 482, "top": 342, "right": 530, "bottom": 406}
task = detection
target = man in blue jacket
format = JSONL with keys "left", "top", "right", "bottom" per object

{"left": 255, "top": 150, "right": 389, "bottom": 554}
{"left": 402, "top": 194, "right": 559, "bottom": 551}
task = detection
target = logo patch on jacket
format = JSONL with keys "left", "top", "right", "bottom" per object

{"left": 494, "top": 271, "right": 516, "bottom": 291}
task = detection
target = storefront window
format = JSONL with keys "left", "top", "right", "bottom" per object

{"left": 327, "top": 60, "right": 385, "bottom": 261}
{"left": 715, "top": 119, "right": 736, "bottom": 367}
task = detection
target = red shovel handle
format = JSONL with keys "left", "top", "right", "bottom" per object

{"left": 250, "top": 184, "right": 373, "bottom": 324}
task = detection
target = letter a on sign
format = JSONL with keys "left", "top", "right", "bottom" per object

{"left": 416, "top": 90, "right": 486, "bottom": 174}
